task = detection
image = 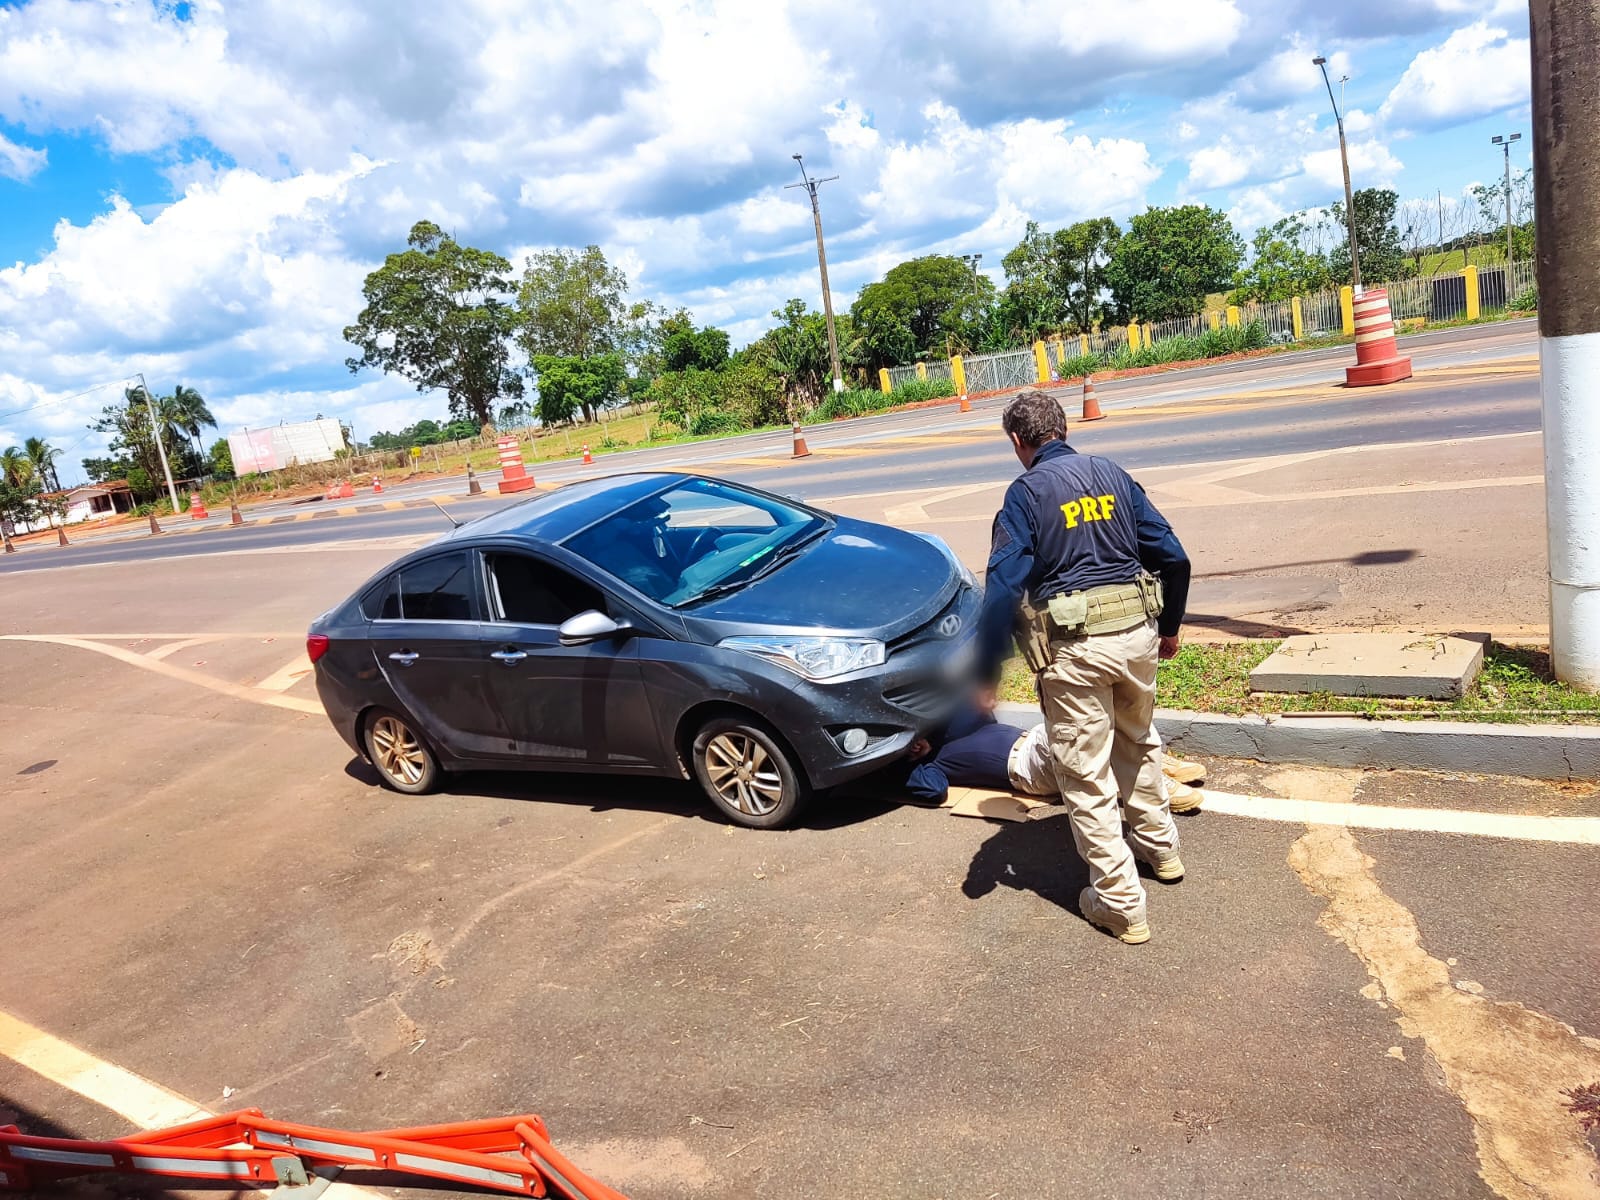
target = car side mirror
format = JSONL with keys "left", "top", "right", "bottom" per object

{"left": 558, "top": 610, "right": 630, "bottom": 646}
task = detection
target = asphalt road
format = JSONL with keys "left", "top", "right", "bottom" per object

{"left": 1, "top": 535, "right": 1596, "bottom": 1198}
{"left": 0, "top": 322, "right": 1539, "bottom": 577}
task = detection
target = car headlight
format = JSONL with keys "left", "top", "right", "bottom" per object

{"left": 719, "top": 635, "right": 886, "bottom": 680}
{"left": 911, "top": 530, "right": 978, "bottom": 589}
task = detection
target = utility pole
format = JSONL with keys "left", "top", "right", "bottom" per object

{"left": 787, "top": 154, "right": 845, "bottom": 394}
{"left": 136, "top": 372, "right": 181, "bottom": 512}
{"left": 1530, "top": 0, "right": 1600, "bottom": 689}
{"left": 1491, "top": 132, "right": 1522, "bottom": 268}
{"left": 1314, "top": 56, "right": 1361, "bottom": 291}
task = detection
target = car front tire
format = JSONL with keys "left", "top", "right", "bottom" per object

{"left": 363, "top": 708, "right": 442, "bottom": 795}
{"left": 692, "top": 717, "right": 809, "bottom": 829}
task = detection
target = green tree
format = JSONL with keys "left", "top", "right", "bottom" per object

{"left": 1468, "top": 168, "right": 1535, "bottom": 262}
{"left": 208, "top": 437, "right": 235, "bottom": 479}
{"left": 515, "top": 246, "right": 655, "bottom": 421}
{"left": 498, "top": 400, "right": 535, "bottom": 427}
{"left": 658, "top": 309, "right": 731, "bottom": 372}
{"left": 1, "top": 446, "right": 34, "bottom": 488}
{"left": 162, "top": 385, "right": 216, "bottom": 463}
{"left": 89, "top": 387, "right": 188, "bottom": 501}
{"left": 0, "top": 473, "right": 43, "bottom": 550}
{"left": 531, "top": 353, "right": 627, "bottom": 426}
{"left": 1105, "top": 205, "right": 1245, "bottom": 322}
{"left": 1229, "top": 213, "right": 1335, "bottom": 302}
{"left": 22, "top": 437, "right": 63, "bottom": 491}
{"left": 1329, "top": 188, "right": 1411, "bottom": 285}
{"left": 749, "top": 299, "right": 838, "bottom": 409}
{"left": 1001, "top": 217, "right": 1122, "bottom": 337}
{"left": 344, "top": 220, "right": 524, "bottom": 428}
{"left": 850, "top": 255, "right": 996, "bottom": 366}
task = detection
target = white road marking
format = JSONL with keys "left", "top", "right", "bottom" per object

{"left": 0, "top": 634, "right": 323, "bottom": 715}
{"left": 145, "top": 636, "right": 224, "bottom": 660}
{"left": 0, "top": 1009, "right": 385, "bottom": 1198}
{"left": 1201, "top": 789, "right": 1600, "bottom": 844}
{"left": 255, "top": 651, "right": 315, "bottom": 693}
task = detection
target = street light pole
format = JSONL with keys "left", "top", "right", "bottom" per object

{"left": 1530, "top": 0, "right": 1600, "bottom": 689}
{"left": 787, "top": 154, "right": 845, "bottom": 394}
{"left": 136, "top": 372, "right": 182, "bottom": 512}
{"left": 1491, "top": 133, "right": 1522, "bottom": 269}
{"left": 1314, "top": 55, "right": 1362, "bottom": 291}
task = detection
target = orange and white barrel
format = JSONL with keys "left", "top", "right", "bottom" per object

{"left": 496, "top": 435, "right": 537, "bottom": 494}
{"left": 1344, "top": 288, "right": 1413, "bottom": 387}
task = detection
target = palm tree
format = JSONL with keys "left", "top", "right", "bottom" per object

{"left": 165, "top": 385, "right": 216, "bottom": 461}
{"left": 23, "top": 437, "right": 63, "bottom": 492}
{"left": 0, "top": 446, "right": 34, "bottom": 488}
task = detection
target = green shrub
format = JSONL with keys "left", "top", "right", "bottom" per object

{"left": 1055, "top": 353, "right": 1100, "bottom": 379}
{"left": 689, "top": 409, "right": 745, "bottom": 436}
{"left": 1510, "top": 285, "right": 1538, "bottom": 311}
{"left": 887, "top": 378, "right": 956, "bottom": 403}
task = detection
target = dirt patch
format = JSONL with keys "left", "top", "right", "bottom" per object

{"left": 1290, "top": 824, "right": 1600, "bottom": 1198}
{"left": 386, "top": 930, "right": 440, "bottom": 977}
{"left": 345, "top": 997, "right": 423, "bottom": 1061}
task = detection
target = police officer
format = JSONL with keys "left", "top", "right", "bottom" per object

{"left": 975, "top": 390, "right": 1191, "bottom": 945}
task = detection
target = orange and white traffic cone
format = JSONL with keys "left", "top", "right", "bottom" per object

{"left": 372, "top": 475, "right": 383, "bottom": 494}
{"left": 56, "top": 524, "right": 69, "bottom": 546}
{"left": 148, "top": 512, "right": 163, "bottom": 536}
{"left": 190, "top": 491, "right": 209, "bottom": 519}
{"left": 1080, "top": 375, "right": 1105, "bottom": 422}
{"left": 230, "top": 500, "right": 243, "bottom": 526}
{"left": 959, "top": 393, "right": 971, "bottom": 413}
{"left": 792, "top": 420, "right": 811, "bottom": 459}
{"left": 582, "top": 443, "right": 593, "bottom": 465}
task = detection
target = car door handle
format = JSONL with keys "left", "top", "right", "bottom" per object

{"left": 490, "top": 649, "right": 527, "bottom": 665}
{"left": 388, "top": 651, "right": 420, "bottom": 667}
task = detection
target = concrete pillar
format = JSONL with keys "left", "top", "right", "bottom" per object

{"left": 1532, "top": 0, "right": 1600, "bottom": 688}
{"left": 878, "top": 367, "right": 892, "bottom": 394}
{"left": 1079, "top": 333, "right": 1090, "bottom": 356}
{"left": 1033, "top": 341, "right": 1050, "bottom": 383}
{"left": 950, "top": 355, "right": 966, "bottom": 396}
{"left": 1339, "top": 286, "right": 1355, "bottom": 336}
{"left": 915, "top": 362, "right": 927, "bottom": 381}
{"left": 1208, "top": 310, "right": 1221, "bottom": 331}
{"left": 1291, "top": 296, "right": 1304, "bottom": 340}
{"left": 1127, "top": 323, "right": 1141, "bottom": 353}
{"left": 1462, "top": 265, "right": 1481, "bottom": 320}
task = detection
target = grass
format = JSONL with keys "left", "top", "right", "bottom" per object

{"left": 998, "top": 640, "right": 1600, "bottom": 724}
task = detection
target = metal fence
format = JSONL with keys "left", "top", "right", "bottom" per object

{"left": 885, "top": 359, "right": 954, "bottom": 389}
{"left": 962, "top": 347, "right": 1036, "bottom": 394}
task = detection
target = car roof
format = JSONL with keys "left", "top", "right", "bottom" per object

{"left": 445, "top": 472, "right": 684, "bottom": 544}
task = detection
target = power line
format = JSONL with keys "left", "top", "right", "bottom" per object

{"left": 0, "top": 377, "right": 131, "bottom": 425}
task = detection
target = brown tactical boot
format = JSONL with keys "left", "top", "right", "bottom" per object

{"left": 1079, "top": 888, "right": 1151, "bottom": 944}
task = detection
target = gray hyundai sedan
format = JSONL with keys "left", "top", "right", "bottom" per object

{"left": 308, "top": 472, "right": 980, "bottom": 827}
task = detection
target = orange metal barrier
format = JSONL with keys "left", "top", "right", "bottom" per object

{"left": 0, "top": 1109, "right": 628, "bottom": 1198}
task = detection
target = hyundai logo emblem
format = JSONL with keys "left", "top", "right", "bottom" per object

{"left": 938, "top": 614, "right": 963, "bottom": 638}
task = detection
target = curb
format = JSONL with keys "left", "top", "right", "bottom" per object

{"left": 994, "top": 702, "right": 1600, "bottom": 782}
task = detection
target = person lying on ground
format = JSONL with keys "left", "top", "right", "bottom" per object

{"left": 897, "top": 706, "right": 1205, "bottom": 809}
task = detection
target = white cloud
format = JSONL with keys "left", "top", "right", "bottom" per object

{"left": 1186, "top": 141, "right": 1258, "bottom": 191}
{"left": 1302, "top": 141, "right": 1405, "bottom": 190}
{"left": 1378, "top": 22, "right": 1530, "bottom": 130}
{"left": 1236, "top": 36, "right": 1349, "bottom": 110}
{"left": 0, "top": 131, "right": 46, "bottom": 181}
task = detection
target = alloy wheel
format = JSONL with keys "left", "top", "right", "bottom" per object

{"left": 703, "top": 731, "right": 785, "bottom": 817}
{"left": 370, "top": 715, "right": 427, "bottom": 787}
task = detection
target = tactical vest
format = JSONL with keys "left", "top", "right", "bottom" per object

{"left": 1015, "top": 447, "right": 1145, "bottom": 604}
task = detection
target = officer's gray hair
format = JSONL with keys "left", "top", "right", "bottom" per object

{"left": 1001, "top": 390, "right": 1067, "bottom": 448}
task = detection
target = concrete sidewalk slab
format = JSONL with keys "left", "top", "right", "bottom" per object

{"left": 1250, "top": 632, "right": 1488, "bottom": 699}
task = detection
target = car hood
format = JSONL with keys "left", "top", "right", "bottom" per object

{"left": 685, "top": 517, "right": 961, "bottom": 639}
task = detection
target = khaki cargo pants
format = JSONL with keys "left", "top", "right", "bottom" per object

{"left": 1038, "top": 617, "right": 1177, "bottom": 925}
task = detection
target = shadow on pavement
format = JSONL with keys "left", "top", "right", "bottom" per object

{"left": 341, "top": 758, "right": 903, "bottom": 831}
{"left": 961, "top": 814, "right": 1092, "bottom": 917}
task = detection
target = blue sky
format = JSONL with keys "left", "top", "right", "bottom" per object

{"left": 0, "top": 0, "right": 1531, "bottom": 483}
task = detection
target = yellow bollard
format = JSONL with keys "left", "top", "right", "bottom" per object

{"left": 878, "top": 367, "right": 892, "bottom": 394}
{"left": 1127, "top": 323, "right": 1141, "bottom": 353}
{"left": 1144, "top": 323, "right": 1154, "bottom": 347}
{"left": 1462, "top": 265, "right": 1481, "bottom": 320}
{"left": 1226, "top": 305, "right": 1240, "bottom": 328}
{"left": 1340, "top": 285, "right": 1355, "bottom": 336}
{"left": 1033, "top": 340, "right": 1051, "bottom": 383}
{"left": 1291, "top": 296, "right": 1304, "bottom": 341}
{"left": 915, "top": 361, "right": 927, "bottom": 381}
{"left": 951, "top": 354, "right": 966, "bottom": 397}
{"left": 1079, "top": 333, "right": 1089, "bottom": 356}
{"left": 1209, "top": 310, "right": 1221, "bottom": 331}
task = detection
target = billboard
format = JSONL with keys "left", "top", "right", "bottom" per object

{"left": 228, "top": 419, "right": 346, "bottom": 474}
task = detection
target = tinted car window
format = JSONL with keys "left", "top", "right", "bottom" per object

{"left": 397, "top": 553, "right": 476, "bottom": 621}
{"left": 362, "top": 577, "right": 399, "bottom": 620}
{"left": 486, "top": 553, "right": 605, "bottom": 624}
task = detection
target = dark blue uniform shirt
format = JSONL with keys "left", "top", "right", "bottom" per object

{"left": 977, "top": 439, "right": 1190, "bottom": 679}
{"left": 903, "top": 708, "right": 1023, "bottom": 803}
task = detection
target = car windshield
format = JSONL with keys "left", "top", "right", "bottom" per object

{"left": 564, "top": 478, "right": 829, "bottom": 606}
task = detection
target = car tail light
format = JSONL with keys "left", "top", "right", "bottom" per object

{"left": 306, "top": 633, "right": 330, "bottom": 664}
